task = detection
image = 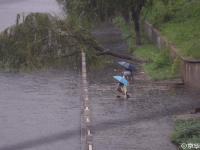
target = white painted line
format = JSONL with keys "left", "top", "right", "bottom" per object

{"left": 89, "top": 144, "right": 93, "bottom": 150}
{"left": 87, "top": 129, "right": 91, "bottom": 135}
{"left": 86, "top": 117, "right": 90, "bottom": 123}
{"left": 85, "top": 96, "right": 89, "bottom": 101}
{"left": 82, "top": 51, "right": 94, "bottom": 150}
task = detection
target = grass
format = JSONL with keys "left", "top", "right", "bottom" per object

{"left": 114, "top": 16, "right": 180, "bottom": 80}
{"left": 171, "top": 119, "right": 200, "bottom": 150}
{"left": 161, "top": 19, "right": 200, "bottom": 59}
{"left": 135, "top": 44, "right": 179, "bottom": 80}
{"left": 144, "top": 0, "right": 200, "bottom": 59}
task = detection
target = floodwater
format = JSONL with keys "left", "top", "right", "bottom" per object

{"left": 0, "top": 70, "right": 81, "bottom": 150}
{"left": 0, "top": 0, "right": 64, "bottom": 31}
{"left": 89, "top": 22, "right": 200, "bottom": 150}
{"left": 0, "top": 1, "right": 83, "bottom": 149}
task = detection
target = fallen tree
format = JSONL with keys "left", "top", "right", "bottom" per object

{"left": 0, "top": 13, "right": 137, "bottom": 71}
{"left": 66, "top": 28, "right": 138, "bottom": 61}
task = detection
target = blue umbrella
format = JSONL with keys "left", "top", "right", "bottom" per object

{"left": 113, "top": 76, "right": 129, "bottom": 86}
{"left": 118, "top": 61, "right": 135, "bottom": 71}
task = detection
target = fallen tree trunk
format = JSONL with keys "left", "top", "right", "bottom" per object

{"left": 96, "top": 49, "right": 134, "bottom": 60}
{"left": 59, "top": 29, "right": 140, "bottom": 61}
{"left": 73, "top": 32, "right": 138, "bottom": 61}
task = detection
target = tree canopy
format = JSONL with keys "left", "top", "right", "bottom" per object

{"left": 65, "top": 0, "right": 154, "bottom": 45}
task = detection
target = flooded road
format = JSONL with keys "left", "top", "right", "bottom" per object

{"left": 0, "top": 70, "right": 81, "bottom": 150}
{"left": 89, "top": 22, "right": 200, "bottom": 150}
{"left": 0, "top": 0, "right": 64, "bottom": 31}
{"left": 0, "top": 1, "right": 83, "bottom": 149}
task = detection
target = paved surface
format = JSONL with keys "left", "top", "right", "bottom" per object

{"left": 89, "top": 22, "right": 200, "bottom": 150}
{"left": 0, "top": 70, "right": 81, "bottom": 150}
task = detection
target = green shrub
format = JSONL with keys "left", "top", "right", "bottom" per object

{"left": 113, "top": 16, "right": 179, "bottom": 80}
{"left": 144, "top": 0, "right": 200, "bottom": 59}
{"left": 153, "top": 50, "right": 171, "bottom": 69}
{"left": 134, "top": 44, "right": 178, "bottom": 80}
{"left": 171, "top": 57, "right": 181, "bottom": 76}
{"left": 0, "top": 13, "right": 105, "bottom": 71}
{"left": 172, "top": 119, "right": 200, "bottom": 149}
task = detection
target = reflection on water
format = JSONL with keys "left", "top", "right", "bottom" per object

{"left": 0, "top": 70, "right": 81, "bottom": 150}
{"left": 0, "top": 0, "right": 64, "bottom": 31}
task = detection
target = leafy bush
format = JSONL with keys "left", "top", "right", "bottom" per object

{"left": 172, "top": 119, "right": 200, "bottom": 149}
{"left": 143, "top": 0, "right": 200, "bottom": 59}
{"left": 0, "top": 13, "right": 105, "bottom": 71}
{"left": 113, "top": 15, "right": 179, "bottom": 80}
{"left": 0, "top": 13, "right": 72, "bottom": 70}
{"left": 144, "top": 51, "right": 175, "bottom": 80}
{"left": 153, "top": 50, "right": 171, "bottom": 69}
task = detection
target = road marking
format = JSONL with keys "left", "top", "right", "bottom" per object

{"left": 87, "top": 129, "right": 91, "bottom": 135}
{"left": 89, "top": 144, "right": 93, "bottom": 150}
{"left": 81, "top": 50, "right": 93, "bottom": 150}
{"left": 85, "top": 107, "right": 89, "bottom": 111}
{"left": 85, "top": 96, "right": 89, "bottom": 101}
{"left": 86, "top": 117, "right": 90, "bottom": 123}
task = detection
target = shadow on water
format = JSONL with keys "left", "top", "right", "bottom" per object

{"left": 0, "top": 130, "right": 79, "bottom": 150}
{"left": 0, "top": 100, "right": 199, "bottom": 150}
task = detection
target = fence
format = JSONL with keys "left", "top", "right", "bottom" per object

{"left": 144, "top": 21, "right": 200, "bottom": 89}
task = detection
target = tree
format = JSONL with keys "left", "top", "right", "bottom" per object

{"left": 65, "top": 0, "right": 153, "bottom": 46}
{"left": 130, "top": 0, "right": 151, "bottom": 46}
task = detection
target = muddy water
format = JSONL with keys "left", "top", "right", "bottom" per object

{"left": 0, "top": 70, "right": 81, "bottom": 150}
{"left": 0, "top": 0, "right": 64, "bottom": 31}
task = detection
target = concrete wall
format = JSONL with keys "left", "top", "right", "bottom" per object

{"left": 144, "top": 21, "right": 200, "bottom": 89}
{"left": 182, "top": 60, "right": 200, "bottom": 89}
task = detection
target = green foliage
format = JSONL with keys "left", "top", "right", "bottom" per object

{"left": 134, "top": 44, "right": 158, "bottom": 61}
{"left": 61, "top": 0, "right": 154, "bottom": 46}
{"left": 85, "top": 48, "right": 110, "bottom": 70}
{"left": 113, "top": 16, "right": 136, "bottom": 52}
{"left": 114, "top": 15, "right": 179, "bottom": 80}
{"left": 153, "top": 50, "right": 171, "bottom": 68}
{"left": 0, "top": 13, "right": 104, "bottom": 71}
{"left": 143, "top": 0, "right": 181, "bottom": 26}
{"left": 144, "top": 0, "right": 200, "bottom": 59}
{"left": 171, "top": 119, "right": 200, "bottom": 149}
{"left": 133, "top": 43, "right": 180, "bottom": 80}
{"left": 136, "top": 45, "right": 177, "bottom": 80}
{"left": 171, "top": 57, "right": 181, "bottom": 75}
{"left": 64, "top": 0, "right": 153, "bottom": 24}
{"left": 144, "top": 63, "right": 174, "bottom": 80}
